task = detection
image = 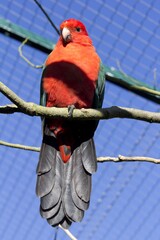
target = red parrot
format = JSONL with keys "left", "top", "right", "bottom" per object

{"left": 36, "top": 18, "right": 105, "bottom": 229}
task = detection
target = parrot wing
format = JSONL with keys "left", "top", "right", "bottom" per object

{"left": 93, "top": 61, "right": 105, "bottom": 109}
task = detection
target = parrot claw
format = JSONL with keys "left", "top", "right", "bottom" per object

{"left": 68, "top": 105, "right": 75, "bottom": 118}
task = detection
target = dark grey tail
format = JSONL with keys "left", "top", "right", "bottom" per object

{"left": 36, "top": 127, "right": 97, "bottom": 229}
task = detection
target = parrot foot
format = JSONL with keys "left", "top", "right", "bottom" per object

{"left": 68, "top": 105, "right": 75, "bottom": 118}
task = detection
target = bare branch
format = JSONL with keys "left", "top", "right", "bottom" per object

{"left": 18, "top": 38, "right": 44, "bottom": 68}
{"left": 1, "top": 81, "right": 160, "bottom": 123}
{"left": 97, "top": 155, "right": 160, "bottom": 164}
{"left": 0, "top": 140, "right": 40, "bottom": 152}
{"left": 0, "top": 140, "right": 159, "bottom": 164}
{"left": 0, "top": 104, "right": 22, "bottom": 114}
{"left": 1, "top": 102, "right": 160, "bottom": 123}
{"left": 58, "top": 225, "right": 77, "bottom": 240}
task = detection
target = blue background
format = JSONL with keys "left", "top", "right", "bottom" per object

{"left": 0, "top": 0, "right": 160, "bottom": 239}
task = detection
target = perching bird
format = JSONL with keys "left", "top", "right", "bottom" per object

{"left": 36, "top": 18, "right": 105, "bottom": 229}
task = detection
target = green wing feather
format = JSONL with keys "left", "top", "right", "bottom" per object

{"left": 40, "top": 66, "right": 47, "bottom": 108}
{"left": 40, "top": 67, "right": 47, "bottom": 132}
{"left": 92, "top": 61, "right": 106, "bottom": 108}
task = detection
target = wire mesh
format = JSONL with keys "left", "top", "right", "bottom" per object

{"left": 0, "top": 0, "right": 160, "bottom": 240}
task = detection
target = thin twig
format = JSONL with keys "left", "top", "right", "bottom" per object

{"left": 53, "top": 227, "right": 59, "bottom": 240}
{"left": 33, "top": 0, "right": 60, "bottom": 35}
{"left": 0, "top": 140, "right": 159, "bottom": 164}
{"left": 18, "top": 38, "right": 44, "bottom": 68}
{"left": 97, "top": 155, "right": 160, "bottom": 164}
{"left": 58, "top": 225, "right": 77, "bottom": 240}
{"left": 116, "top": 59, "right": 127, "bottom": 77}
{"left": 0, "top": 140, "right": 40, "bottom": 152}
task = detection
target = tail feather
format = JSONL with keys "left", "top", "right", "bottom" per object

{"left": 47, "top": 203, "right": 65, "bottom": 226}
{"left": 37, "top": 143, "right": 55, "bottom": 174}
{"left": 36, "top": 126, "right": 97, "bottom": 229}
{"left": 71, "top": 179, "right": 89, "bottom": 210}
{"left": 36, "top": 142, "right": 56, "bottom": 197}
{"left": 81, "top": 139, "right": 97, "bottom": 174}
{"left": 63, "top": 157, "right": 84, "bottom": 222}
{"left": 40, "top": 197, "right": 61, "bottom": 219}
{"left": 60, "top": 217, "right": 72, "bottom": 229}
{"left": 36, "top": 166, "right": 55, "bottom": 198}
{"left": 40, "top": 179, "right": 61, "bottom": 210}
{"left": 73, "top": 149, "right": 91, "bottom": 203}
{"left": 40, "top": 152, "right": 62, "bottom": 210}
{"left": 63, "top": 182, "right": 84, "bottom": 222}
{"left": 71, "top": 148, "right": 91, "bottom": 210}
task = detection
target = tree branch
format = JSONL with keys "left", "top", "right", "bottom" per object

{"left": 0, "top": 81, "right": 160, "bottom": 123}
{"left": 58, "top": 225, "right": 77, "bottom": 240}
{"left": 97, "top": 156, "right": 160, "bottom": 164}
{"left": 0, "top": 140, "right": 40, "bottom": 152}
{"left": 18, "top": 38, "right": 44, "bottom": 69}
{"left": 0, "top": 140, "right": 159, "bottom": 164}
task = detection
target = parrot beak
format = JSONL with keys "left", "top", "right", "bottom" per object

{"left": 62, "top": 27, "right": 72, "bottom": 43}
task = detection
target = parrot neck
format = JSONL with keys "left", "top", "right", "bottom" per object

{"left": 59, "top": 35, "right": 92, "bottom": 47}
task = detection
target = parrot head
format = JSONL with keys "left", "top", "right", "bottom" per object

{"left": 59, "top": 18, "right": 91, "bottom": 45}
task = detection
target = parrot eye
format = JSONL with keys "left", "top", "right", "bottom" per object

{"left": 76, "top": 27, "right": 81, "bottom": 32}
